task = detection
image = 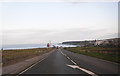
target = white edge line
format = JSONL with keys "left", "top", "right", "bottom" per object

{"left": 18, "top": 57, "right": 46, "bottom": 75}
{"left": 17, "top": 53, "right": 51, "bottom": 75}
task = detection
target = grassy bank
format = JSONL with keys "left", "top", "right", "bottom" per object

{"left": 2, "top": 48, "right": 53, "bottom": 66}
{"left": 64, "top": 47, "right": 120, "bottom": 64}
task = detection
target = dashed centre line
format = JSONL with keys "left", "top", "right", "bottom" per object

{"left": 60, "top": 50, "right": 97, "bottom": 76}
{"left": 67, "top": 57, "right": 70, "bottom": 60}
{"left": 70, "top": 60, "right": 77, "bottom": 65}
{"left": 60, "top": 51, "right": 77, "bottom": 65}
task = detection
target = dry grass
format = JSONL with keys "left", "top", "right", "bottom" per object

{"left": 64, "top": 47, "right": 120, "bottom": 63}
{"left": 2, "top": 48, "right": 53, "bottom": 66}
{"left": 65, "top": 47, "right": 119, "bottom": 54}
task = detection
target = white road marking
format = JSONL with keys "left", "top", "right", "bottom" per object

{"left": 67, "top": 57, "right": 70, "bottom": 60}
{"left": 60, "top": 51, "right": 66, "bottom": 56}
{"left": 67, "top": 64, "right": 98, "bottom": 76}
{"left": 18, "top": 63, "right": 36, "bottom": 75}
{"left": 60, "top": 51, "right": 77, "bottom": 65}
{"left": 67, "top": 64, "right": 78, "bottom": 68}
{"left": 70, "top": 60, "right": 77, "bottom": 65}
{"left": 60, "top": 50, "right": 97, "bottom": 76}
{"left": 64, "top": 54, "right": 66, "bottom": 56}
{"left": 17, "top": 56, "right": 47, "bottom": 75}
{"left": 60, "top": 51, "right": 64, "bottom": 55}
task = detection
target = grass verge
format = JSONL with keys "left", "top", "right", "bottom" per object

{"left": 64, "top": 47, "right": 120, "bottom": 64}
{"left": 2, "top": 48, "right": 53, "bottom": 66}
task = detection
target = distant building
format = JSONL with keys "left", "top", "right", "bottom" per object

{"left": 94, "top": 40, "right": 104, "bottom": 46}
{"left": 62, "top": 38, "right": 120, "bottom": 47}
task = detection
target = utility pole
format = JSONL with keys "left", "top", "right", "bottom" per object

{"left": 95, "top": 39, "right": 96, "bottom": 47}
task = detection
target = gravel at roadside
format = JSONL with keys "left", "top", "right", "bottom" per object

{"left": 2, "top": 49, "right": 54, "bottom": 75}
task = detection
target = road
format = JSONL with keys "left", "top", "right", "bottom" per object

{"left": 20, "top": 48, "right": 119, "bottom": 75}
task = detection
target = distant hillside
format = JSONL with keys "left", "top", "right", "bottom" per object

{"left": 62, "top": 38, "right": 120, "bottom": 47}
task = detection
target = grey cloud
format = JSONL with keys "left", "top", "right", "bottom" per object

{"left": 2, "top": 28, "right": 118, "bottom": 45}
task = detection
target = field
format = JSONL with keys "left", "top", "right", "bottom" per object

{"left": 2, "top": 48, "right": 53, "bottom": 66}
{"left": 64, "top": 47, "right": 120, "bottom": 64}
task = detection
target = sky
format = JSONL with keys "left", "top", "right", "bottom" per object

{"left": 0, "top": 1, "right": 118, "bottom": 45}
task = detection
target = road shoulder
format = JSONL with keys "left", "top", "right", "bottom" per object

{"left": 2, "top": 50, "right": 54, "bottom": 75}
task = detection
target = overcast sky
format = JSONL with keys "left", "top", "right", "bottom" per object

{"left": 1, "top": 1, "right": 118, "bottom": 45}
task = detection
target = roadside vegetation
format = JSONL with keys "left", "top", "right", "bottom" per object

{"left": 0, "top": 50, "right": 1, "bottom": 63}
{"left": 64, "top": 47, "right": 120, "bottom": 64}
{"left": 2, "top": 48, "right": 53, "bottom": 66}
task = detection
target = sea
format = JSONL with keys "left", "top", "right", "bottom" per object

{"left": 2, "top": 44, "right": 77, "bottom": 50}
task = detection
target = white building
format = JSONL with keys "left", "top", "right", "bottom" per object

{"left": 94, "top": 40, "right": 104, "bottom": 46}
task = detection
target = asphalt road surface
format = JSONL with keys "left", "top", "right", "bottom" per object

{"left": 20, "top": 48, "right": 119, "bottom": 75}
